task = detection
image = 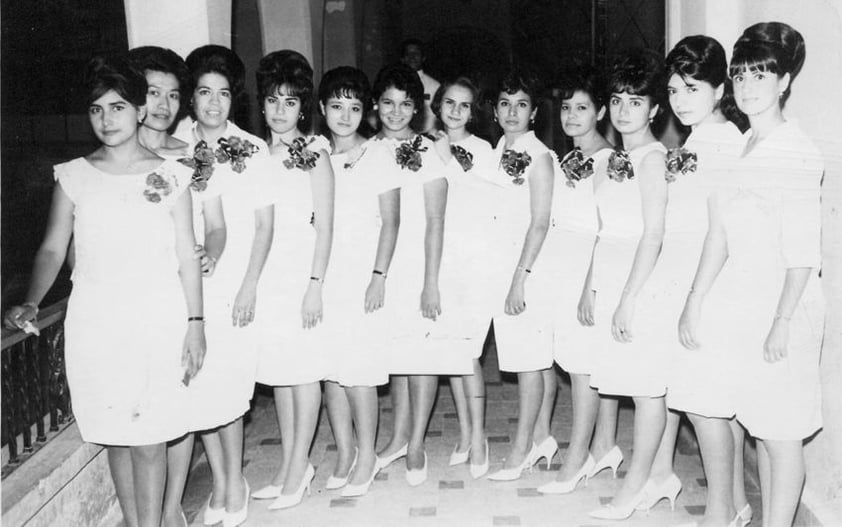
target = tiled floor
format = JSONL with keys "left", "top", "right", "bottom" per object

{"left": 183, "top": 348, "right": 764, "bottom": 527}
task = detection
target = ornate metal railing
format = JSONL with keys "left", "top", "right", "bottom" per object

{"left": 1, "top": 298, "right": 73, "bottom": 479}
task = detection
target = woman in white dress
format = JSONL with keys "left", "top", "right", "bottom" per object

{"left": 372, "top": 63, "right": 455, "bottom": 487}
{"left": 485, "top": 67, "right": 557, "bottom": 482}
{"left": 536, "top": 65, "right": 622, "bottom": 494}
{"left": 4, "top": 56, "right": 205, "bottom": 527}
{"left": 128, "top": 45, "right": 226, "bottom": 527}
{"left": 680, "top": 23, "right": 823, "bottom": 527}
{"left": 643, "top": 36, "right": 750, "bottom": 527}
{"left": 429, "top": 77, "right": 496, "bottom": 479}
{"left": 179, "top": 45, "right": 272, "bottom": 527}
{"left": 318, "top": 66, "right": 399, "bottom": 497}
{"left": 250, "top": 51, "right": 334, "bottom": 510}
{"left": 586, "top": 50, "right": 669, "bottom": 519}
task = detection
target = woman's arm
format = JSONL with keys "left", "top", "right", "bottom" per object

{"left": 171, "top": 189, "right": 206, "bottom": 382}
{"left": 611, "top": 150, "right": 667, "bottom": 342}
{"left": 232, "top": 204, "right": 273, "bottom": 327}
{"left": 4, "top": 183, "right": 75, "bottom": 329}
{"left": 577, "top": 237, "right": 598, "bottom": 326}
{"left": 365, "top": 188, "right": 400, "bottom": 313}
{"left": 301, "top": 152, "right": 335, "bottom": 329}
{"left": 505, "top": 152, "right": 554, "bottom": 315}
{"left": 678, "top": 192, "right": 729, "bottom": 349}
{"left": 421, "top": 177, "right": 448, "bottom": 320}
{"left": 199, "top": 195, "right": 226, "bottom": 275}
{"left": 763, "top": 267, "right": 811, "bottom": 362}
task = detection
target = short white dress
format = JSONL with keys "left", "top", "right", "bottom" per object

{"left": 322, "top": 140, "right": 398, "bottom": 387}
{"left": 662, "top": 121, "right": 744, "bottom": 418}
{"left": 255, "top": 135, "right": 333, "bottom": 386}
{"left": 58, "top": 158, "right": 192, "bottom": 445}
{"left": 490, "top": 131, "right": 556, "bottom": 373}
{"left": 438, "top": 134, "right": 499, "bottom": 360}
{"left": 589, "top": 142, "right": 669, "bottom": 397}
{"left": 548, "top": 147, "right": 612, "bottom": 375}
{"left": 180, "top": 122, "right": 271, "bottom": 431}
{"left": 721, "top": 121, "right": 824, "bottom": 440}
{"left": 377, "top": 134, "right": 473, "bottom": 375}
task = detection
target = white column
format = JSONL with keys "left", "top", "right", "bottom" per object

{"left": 256, "top": 0, "right": 315, "bottom": 63}
{"left": 123, "top": 0, "right": 232, "bottom": 57}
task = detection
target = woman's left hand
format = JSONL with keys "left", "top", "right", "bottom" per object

{"left": 182, "top": 321, "right": 207, "bottom": 385}
{"left": 505, "top": 282, "right": 526, "bottom": 316}
{"left": 611, "top": 298, "right": 635, "bottom": 343}
{"left": 301, "top": 283, "right": 324, "bottom": 329}
{"left": 232, "top": 284, "right": 257, "bottom": 327}
{"left": 420, "top": 285, "right": 441, "bottom": 320}
{"left": 763, "top": 318, "right": 790, "bottom": 363}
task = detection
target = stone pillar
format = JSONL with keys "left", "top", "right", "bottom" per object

{"left": 123, "top": 0, "right": 232, "bottom": 57}
{"left": 256, "top": 0, "right": 319, "bottom": 72}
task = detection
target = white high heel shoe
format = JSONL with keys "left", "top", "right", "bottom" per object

{"left": 341, "top": 461, "right": 380, "bottom": 497}
{"left": 405, "top": 453, "right": 428, "bottom": 486}
{"left": 469, "top": 440, "right": 489, "bottom": 479}
{"left": 635, "top": 473, "right": 682, "bottom": 511}
{"left": 587, "top": 445, "right": 623, "bottom": 479}
{"left": 202, "top": 495, "right": 225, "bottom": 526}
{"left": 375, "top": 444, "right": 408, "bottom": 471}
{"left": 448, "top": 444, "right": 470, "bottom": 466}
{"left": 588, "top": 482, "right": 652, "bottom": 520}
{"left": 736, "top": 504, "right": 753, "bottom": 526}
{"left": 222, "top": 478, "right": 249, "bottom": 527}
{"left": 268, "top": 464, "right": 315, "bottom": 510}
{"left": 488, "top": 443, "right": 538, "bottom": 481}
{"left": 532, "top": 436, "right": 559, "bottom": 470}
{"left": 251, "top": 483, "right": 283, "bottom": 500}
{"left": 326, "top": 449, "right": 358, "bottom": 490}
{"left": 537, "top": 454, "right": 595, "bottom": 494}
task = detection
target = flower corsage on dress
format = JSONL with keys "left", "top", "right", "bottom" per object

{"left": 282, "top": 136, "right": 322, "bottom": 171}
{"left": 394, "top": 135, "right": 428, "bottom": 172}
{"left": 559, "top": 147, "right": 594, "bottom": 188}
{"left": 606, "top": 149, "right": 634, "bottom": 182}
{"left": 500, "top": 149, "right": 532, "bottom": 185}
{"left": 178, "top": 136, "right": 259, "bottom": 191}
{"left": 664, "top": 146, "right": 697, "bottom": 183}
{"left": 143, "top": 169, "right": 179, "bottom": 203}
{"left": 451, "top": 145, "right": 474, "bottom": 172}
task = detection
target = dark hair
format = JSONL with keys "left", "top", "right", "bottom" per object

{"left": 84, "top": 55, "right": 147, "bottom": 108}
{"left": 127, "top": 46, "right": 190, "bottom": 123}
{"left": 318, "top": 66, "right": 374, "bottom": 137}
{"left": 607, "top": 48, "right": 665, "bottom": 119}
{"left": 553, "top": 63, "right": 606, "bottom": 109}
{"left": 431, "top": 76, "right": 480, "bottom": 131}
{"left": 666, "top": 35, "right": 745, "bottom": 128}
{"left": 400, "top": 38, "right": 424, "bottom": 57}
{"left": 730, "top": 21, "right": 806, "bottom": 105}
{"left": 497, "top": 66, "right": 544, "bottom": 108}
{"left": 184, "top": 45, "right": 246, "bottom": 118}
{"left": 372, "top": 63, "right": 425, "bottom": 132}
{"left": 256, "top": 50, "right": 314, "bottom": 132}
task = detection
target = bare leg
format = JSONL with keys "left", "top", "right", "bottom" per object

{"left": 129, "top": 443, "right": 167, "bottom": 527}
{"left": 687, "top": 413, "right": 735, "bottom": 526}
{"left": 649, "top": 408, "right": 681, "bottom": 481}
{"left": 591, "top": 396, "right": 620, "bottom": 459}
{"left": 325, "top": 381, "right": 356, "bottom": 478}
{"left": 449, "top": 376, "right": 472, "bottom": 453}
{"left": 108, "top": 446, "right": 139, "bottom": 527}
{"left": 406, "top": 375, "right": 438, "bottom": 469}
{"left": 730, "top": 420, "right": 749, "bottom": 513}
{"left": 162, "top": 433, "right": 194, "bottom": 527}
{"left": 346, "top": 385, "right": 380, "bottom": 485}
{"left": 464, "top": 358, "right": 487, "bottom": 464}
{"left": 756, "top": 439, "right": 772, "bottom": 523}
{"left": 270, "top": 386, "right": 294, "bottom": 487}
{"left": 217, "top": 417, "right": 245, "bottom": 512}
{"left": 502, "top": 369, "right": 545, "bottom": 469}
{"left": 379, "top": 375, "right": 410, "bottom": 457}
{"left": 533, "top": 368, "right": 557, "bottom": 443}
{"left": 762, "top": 439, "right": 804, "bottom": 527}
{"left": 611, "top": 396, "right": 666, "bottom": 506}
{"left": 556, "top": 373, "right": 599, "bottom": 481}
{"left": 200, "top": 430, "right": 226, "bottom": 510}
{"left": 280, "top": 382, "right": 320, "bottom": 495}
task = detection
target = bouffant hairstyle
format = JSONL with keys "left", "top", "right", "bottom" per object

{"left": 84, "top": 55, "right": 147, "bottom": 108}
{"left": 317, "top": 66, "right": 374, "bottom": 137}
{"left": 607, "top": 48, "right": 666, "bottom": 123}
{"left": 666, "top": 35, "right": 744, "bottom": 128}
{"left": 431, "top": 76, "right": 481, "bottom": 130}
{"left": 184, "top": 45, "right": 246, "bottom": 117}
{"left": 730, "top": 21, "right": 806, "bottom": 105}
{"left": 256, "top": 50, "right": 314, "bottom": 132}
{"left": 127, "top": 46, "right": 191, "bottom": 122}
{"left": 497, "top": 65, "right": 544, "bottom": 108}
{"left": 553, "top": 63, "right": 607, "bottom": 110}
{"left": 372, "top": 63, "right": 426, "bottom": 132}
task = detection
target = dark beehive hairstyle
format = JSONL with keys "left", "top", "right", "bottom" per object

{"left": 256, "top": 50, "right": 314, "bottom": 132}
{"left": 497, "top": 65, "right": 544, "bottom": 107}
{"left": 318, "top": 66, "right": 374, "bottom": 137}
{"left": 431, "top": 76, "right": 481, "bottom": 131}
{"left": 84, "top": 55, "right": 147, "bottom": 108}
{"left": 372, "top": 63, "right": 426, "bottom": 132}
{"left": 553, "top": 63, "right": 607, "bottom": 109}
{"left": 127, "top": 46, "right": 191, "bottom": 123}
{"left": 607, "top": 48, "right": 666, "bottom": 122}
{"left": 184, "top": 45, "right": 246, "bottom": 118}
{"left": 666, "top": 35, "right": 745, "bottom": 128}
{"left": 730, "top": 21, "right": 806, "bottom": 105}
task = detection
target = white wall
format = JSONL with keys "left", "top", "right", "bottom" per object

{"left": 123, "top": 0, "right": 232, "bottom": 57}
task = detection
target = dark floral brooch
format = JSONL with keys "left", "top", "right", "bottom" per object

{"left": 664, "top": 147, "right": 698, "bottom": 183}
{"left": 216, "top": 136, "right": 258, "bottom": 174}
{"left": 143, "top": 171, "right": 176, "bottom": 203}
{"left": 178, "top": 141, "right": 219, "bottom": 191}
{"left": 395, "top": 135, "right": 428, "bottom": 172}
{"left": 500, "top": 150, "right": 532, "bottom": 185}
{"left": 451, "top": 145, "right": 474, "bottom": 172}
{"left": 559, "top": 147, "right": 594, "bottom": 188}
{"left": 282, "top": 137, "right": 321, "bottom": 171}
{"left": 607, "top": 149, "right": 634, "bottom": 182}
